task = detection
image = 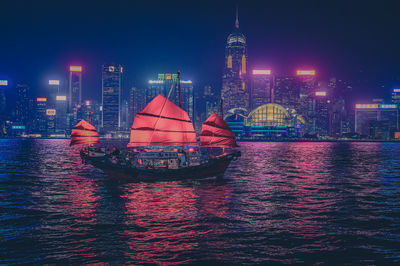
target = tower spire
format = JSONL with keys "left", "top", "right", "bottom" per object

{"left": 235, "top": 5, "right": 239, "bottom": 29}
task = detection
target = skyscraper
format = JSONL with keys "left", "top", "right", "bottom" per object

{"left": 0, "top": 80, "right": 7, "bottom": 136}
{"left": 355, "top": 104, "right": 399, "bottom": 139}
{"left": 69, "top": 66, "right": 82, "bottom": 111}
{"left": 391, "top": 89, "right": 400, "bottom": 104}
{"left": 296, "top": 70, "right": 317, "bottom": 133}
{"left": 146, "top": 73, "right": 194, "bottom": 121}
{"left": 128, "top": 86, "right": 146, "bottom": 128}
{"left": 32, "top": 97, "right": 47, "bottom": 135}
{"left": 274, "top": 76, "right": 301, "bottom": 111}
{"left": 48, "top": 79, "right": 60, "bottom": 108}
{"left": 194, "top": 85, "right": 219, "bottom": 133}
{"left": 15, "top": 84, "right": 31, "bottom": 131}
{"left": 102, "top": 64, "right": 123, "bottom": 132}
{"left": 250, "top": 70, "right": 273, "bottom": 110}
{"left": 55, "top": 95, "right": 68, "bottom": 134}
{"left": 222, "top": 8, "right": 249, "bottom": 114}
{"left": 313, "top": 91, "right": 329, "bottom": 136}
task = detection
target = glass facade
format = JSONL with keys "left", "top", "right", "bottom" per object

{"left": 222, "top": 12, "right": 249, "bottom": 114}
{"left": 146, "top": 74, "right": 194, "bottom": 121}
{"left": 102, "top": 64, "right": 123, "bottom": 131}
{"left": 69, "top": 69, "right": 82, "bottom": 112}
{"left": 242, "top": 104, "right": 305, "bottom": 137}
{"left": 355, "top": 107, "right": 399, "bottom": 139}
{"left": 247, "top": 104, "right": 290, "bottom": 127}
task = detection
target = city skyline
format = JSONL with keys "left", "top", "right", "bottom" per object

{"left": 2, "top": 2, "right": 400, "bottom": 264}
{"left": 2, "top": 1, "right": 400, "bottom": 140}
{"left": 1, "top": 0, "right": 400, "bottom": 103}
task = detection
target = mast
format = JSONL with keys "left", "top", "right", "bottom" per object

{"left": 177, "top": 70, "right": 184, "bottom": 150}
{"left": 88, "top": 111, "right": 93, "bottom": 124}
{"left": 220, "top": 98, "right": 224, "bottom": 119}
{"left": 177, "top": 70, "right": 182, "bottom": 108}
{"left": 235, "top": 5, "right": 239, "bottom": 29}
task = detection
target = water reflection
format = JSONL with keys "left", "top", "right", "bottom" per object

{"left": 0, "top": 140, "right": 399, "bottom": 264}
{"left": 121, "top": 179, "right": 232, "bottom": 264}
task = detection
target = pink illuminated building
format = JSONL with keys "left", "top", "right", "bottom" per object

{"left": 69, "top": 66, "right": 82, "bottom": 111}
{"left": 250, "top": 69, "right": 273, "bottom": 109}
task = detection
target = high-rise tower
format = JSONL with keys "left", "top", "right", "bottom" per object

{"left": 15, "top": 84, "right": 31, "bottom": 131}
{"left": 222, "top": 7, "right": 249, "bottom": 114}
{"left": 146, "top": 73, "right": 194, "bottom": 121}
{"left": 69, "top": 66, "right": 82, "bottom": 111}
{"left": 102, "top": 64, "right": 123, "bottom": 132}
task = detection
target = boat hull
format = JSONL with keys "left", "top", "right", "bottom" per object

{"left": 80, "top": 150, "right": 240, "bottom": 181}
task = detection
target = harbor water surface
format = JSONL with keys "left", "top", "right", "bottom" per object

{"left": 0, "top": 139, "right": 399, "bottom": 264}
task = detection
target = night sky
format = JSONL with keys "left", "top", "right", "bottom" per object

{"left": 1, "top": 0, "right": 400, "bottom": 102}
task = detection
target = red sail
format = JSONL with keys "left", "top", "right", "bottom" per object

{"left": 127, "top": 94, "right": 197, "bottom": 147}
{"left": 70, "top": 120, "right": 99, "bottom": 146}
{"left": 200, "top": 112, "right": 238, "bottom": 147}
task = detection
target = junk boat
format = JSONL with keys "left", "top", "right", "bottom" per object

{"left": 72, "top": 71, "right": 240, "bottom": 180}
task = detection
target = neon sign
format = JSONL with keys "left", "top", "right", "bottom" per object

{"left": 297, "top": 70, "right": 316, "bottom": 76}
{"left": 46, "top": 109, "right": 56, "bottom": 115}
{"left": 0, "top": 80, "right": 8, "bottom": 86}
{"left": 393, "top": 89, "right": 400, "bottom": 92}
{"left": 70, "top": 66, "right": 82, "bottom": 72}
{"left": 149, "top": 80, "right": 164, "bottom": 84}
{"left": 380, "top": 104, "right": 397, "bottom": 109}
{"left": 356, "top": 104, "right": 398, "bottom": 109}
{"left": 37, "top": 98, "right": 47, "bottom": 102}
{"left": 56, "top": 95, "right": 66, "bottom": 101}
{"left": 252, "top": 70, "right": 271, "bottom": 75}
{"left": 48, "top": 80, "right": 60, "bottom": 85}
{"left": 12, "top": 125, "right": 25, "bottom": 129}
{"left": 315, "top": 91, "right": 327, "bottom": 96}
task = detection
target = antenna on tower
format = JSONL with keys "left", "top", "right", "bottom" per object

{"left": 235, "top": 5, "right": 239, "bottom": 29}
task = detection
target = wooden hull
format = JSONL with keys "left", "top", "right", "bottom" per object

{"left": 81, "top": 150, "right": 240, "bottom": 181}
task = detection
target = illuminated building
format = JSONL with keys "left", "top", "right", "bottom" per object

{"left": 55, "top": 95, "right": 68, "bottom": 134}
{"left": 146, "top": 73, "right": 194, "bottom": 121}
{"left": 120, "top": 100, "right": 129, "bottom": 130}
{"left": 194, "top": 85, "right": 219, "bottom": 133}
{"left": 102, "top": 64, "right": 123, "bottom": 132}
{"left": 391, "top": 89, "right": 400, "bottom": 104}
{"left": 313, "top": 91, "right": 329, "bottom": 136}
{"left": 222, "top": 7, "right": 249, "bottom": 114}
{"left": 355, "top": 104, "right": 399, "bottom": 139}
{"left": 46, "top": 109, "right": 56, "bottom": 135}
{"left": 32, "top": 98, "right": 47, "bottom": 135}
{"left": 69, "top": 66, "right": 82, "bottom": 111}
{"left": 77, "top": 100, "right": 102, "bottom": 130}
{"left": 245, "top": 103, "right": 305, "bottom": 137}
{"left": 48, "top": 79, "right": 60, "bottom": 108}
{"left": 224, "top": 108, "right": 248, "bottom": 136}
{"left": 0, "top": 80, "right": 7, "bottom": 135}
{"left": 274, "top": 76, "right": 301, "bottom": 111}
{"left": 0, "top": 80, "right": 6, "bottom": 114}
{"left": 328, "top": 78, "right": 353, "bottom": 137}
{"left": 296, "top": 70, "right": 317, "bottom": 133}
{"left": 15, "top": 84, "right": 31, "bottom": 132}
{"left": 128, "top": 86, "right": 146, "bottom": 127}
{"left": 250, "top": 69, "right": 273, "bottom": 109}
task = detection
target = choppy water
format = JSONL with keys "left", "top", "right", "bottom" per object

{"left": 0, "top": 139, "right": 399, "bottom": 264}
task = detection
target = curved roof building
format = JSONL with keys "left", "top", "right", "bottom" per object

{"left": 247, "top": 104, "right": 290, "bottom": 127}
{"left": 245, "top": 103, "right": 306, "bottom": 137}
